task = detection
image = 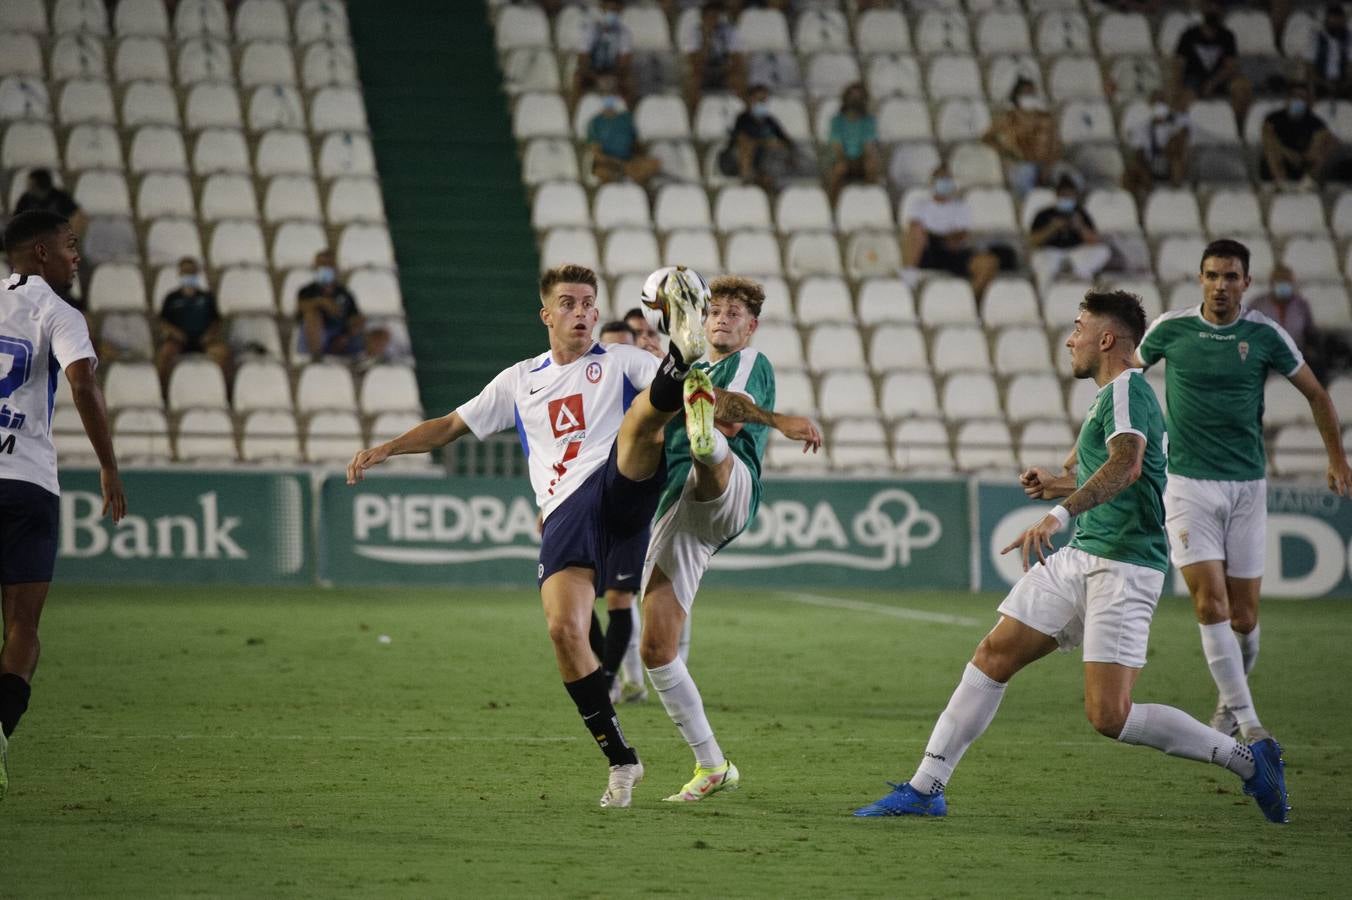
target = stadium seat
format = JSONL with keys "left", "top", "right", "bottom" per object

{"left": 1272, "top": 426, "right": 1328, "bottom": 476}
{"left": 806, "top": 324, "right": 867, "bottom": 372}
{"left": 0, "top": 0, "right": 46, "bottom": 33}
{"left": 103, "top": 362, "right": 162, "bottom": 411}
{"left": 876, "top": 97, "right": 933, "bottom": 143}
{"left": 831, "top": 418, "right": 889, "bottom": 471}
{"left": 168, "top": 358, "right": 229, "bottom": 412}
{"left": 994, "top": 327, "right": 1054, "bottom": 375}
{"left": 186, "top": 82, "right": 244, "bottom": 130}
{"left": 879, "top": 369, "right": 940, "bottom": 422}
{"left": 1155, "top": 237, "right": 1208, "bottom": 283}
{"left": 99, "top": 313, "right": 153, "bottom": 361}
{"left": 1096, "top": 11, "right": 1154, "bottom": 55}
{"left": 303, "top": 410, "right": 362, "bottom": 464}
{"left": 714, "top": 185, "right": 772, "bottom": 233}
{"left": 915, "top": 10, "right": 971, "bottom": 56}
{"left": 737, "top": 7, "right": 790, "bottom": 52}
{"left": 750, "top": 322, "right": 804, "bottom": 370}
{"left": 662, "top": 230, "right": 721, "bottom": 272}
{"left": 146, "top": 218, "right": 204, "bottom": 266}
{"left": 209, "top": 220, "right": 268, "bottom": 269}
{"left": 175, "top": 408, "right": 236, "bottom": 462}
{"left": 2, "top": 122, "right": 58, "bottom": 169}
{"left": 927, "top": 56, "right": 983, "bottom": 101}
{"left": 1265, "top": 377, "right": 1309, "bottom": 427}
{"left": 1188, "top": 100, "right": 1241, "bottom": 146}
{"left": 1305, "top": 282, "right": 1352, "bottom": 329}
{"left": 201, "top": 173, "right": 260, "bottom": 221}
{"left": 256, "top": 130, "right": 315, "bottom": 178}
{"left": 217, "top": 266, "right": 277, "bottom": 316}
{"left": 724, "top": 231, "right": 783, "bottom": 277}
{"left": 602, "top": 229, "right": 660, "bottom": 277}
{"left": 0, "top": 75, "right": 50, "bottom": 120}
{"left": 919, "top": 279, "right": 980, "bottom": 327}
{"left": 269, "top": 175, "right": 326, "bottom": 224}
{"left": 1267, "top": 193, "right": 1327, "bottom": 238}
{"left": 975, "top": 10, "right": 1032, "bottom": 56}
{"left": 337, "top": 224, "right": 394, "bottom": 270}
{"left": 1036, "top": 10, "right": 1091, "bottom": 55}
{"left": 50, "top": 35, "right": 108, "bottom": 82}
{"left": 1066, "top": 376, "right": 1101, "bottom": 418}
{"left": 857, "top": 279, "right": 917, "bottom": 326}
{"left": 249, "top": 85, "right": 306, "bottom": 131}
{"left": 594, "top": 183, "right": 652, "bottom": 231}
{"left": 0, "top": 35, "right": 43, "bottom": 78}
{"left": 1058, "top": 100, "right": 1116, "bottom": 145}
{"left": 114, "top": 408, "right": 172, "bottom": 463}
{"left": 956, "top": 420, "right": 1017, "bottom": 472}
{"left": 1006, "top": 373, "right": 1067, "bottom": 425}
{"left": 1282, "top": 237, "right": 1340, "bottom": 281}
{"left": 865, "top": 55, "right": 922, "bottom": 100}
{"left": 192, "top": 127, "right": 250, "bottom": 175}
{"left": 786, "top": 232, "right": 844, "bottom": 279}
{"left": 176, "top": 36, "right": 232, "bottom": 85}
{"left": 235, "top": 0, "right": 290, "bottom": 42}
{"left": 521, "top": 138, "right": 579, "bottom": 186}
{"left": 868, "top": 324, "right": 927, "bottom": 374}
{"left": 87, "top": 263, "right": 148, "bottom": 313}
{"left": 805, "top": 52, "right": 860, "bottom": 102}
{"left": 241, "top": 410, "right": 302, "bottom": 462}
{"left": 239, "top": 40, "right": 297, "bottom": 87}
{"left": 1225, "top": 9, "right": 1277, "bottom": 55}
{"left": 295, "top": 0, "right": 349, "bottom": 45}
{"left": 310, "top": 86, "right": 366, "bottom": 133}
{"left": 764, "top": 96, "right": 810, "bottom": 143}
{"left": 540, "top": 228, "right": 600, "bottom": 272}
{"left": 359, "top": 365, "right": 420, "bottom": 416}
{"left": 982, "top": 278, "right": 1041, "bottom": 327}
{"left": 795, "top": 7, "right": 850, "bottom": 53}
{"left": 774, "top": 185, "right": 832, "bottom": 234}
{"left": 57, "top": 79, "right": 115, "bottom": 126}
{"left": 1018, "top": 418, "right": 1076, "bottom": 468}
{"left": 795, "top": 277, "right": 854, "bottom": 326}
{"left": 844, "top": 232, "right": 901, "bottom": 280}
{"left": 346, "top": 268, "right": 403, "bottom": 318}
{"left": 1108, "top": 56, "right": 1163, "bottom": 103}
{"left": 773, "top": 369, "right": 816, "bottom": 416}
{"left": 835, "top": 185, "right": 894, "bottom": 234}
{"left": 114, "top": 0, "right": 169, "bottom": 36}
{"left": 73, "top": 171, "right": 130, "bottom": 218}
{"left": 66, "top": 124, "right": 124, "bottom": 171}
{"left": 81, "top": 217, "right": 138, "bottom": 267}
{"left": 633, "top": 94, "right": 690, "bottom": 141}
{"left": 949, "top": 142, "right": 1004, "bottom": 188}
{"left": 513, "top": 92, "right": 569, "bottom": 140}
{"left": 936, "top": 98, "right": 993, "bottom": 144}
{"left": 531, "top": 182, "right": 587, "bottom": 231}
{"left": 653, "top": 184, "right": 712, "bottom": 232}
{"left": 1048, "top": 57, "right": 1104, "bottom": 101}
{"left": 302, "top": 41, "right": 357, "bottom": 89}
{"left": 296, "top": 362, "right": 357, "bottom": 415}
{"left": 175, "top": 0, "right": 229, "bottom": 39}
{"left": 985, "top": 55, "right": 1043, "bottom": 104}
{"left": 941, "top": 371, "right": 1002, "bottom": 420}
{"left": 892, "top": 418, "right": 954, "bottom": 472}
{"left": 932, "top": 327, "right": 993, "bottom": 377}
{"left": 1144, "top": 188, "right": 1203, "bottom": 237}
{"left": 855, "top": 8, "right": 911, "bottom": 55}
{"left": 817, "top": 370, "right": 877, "bottom": 419}
{"left": 233, "top": 359, "right": 292, "bottom": 413}
{"left": 967, "top": 188, "right": 1019, "bottom": 235}
{"left": 226, "top": 312, "right": 282, "bottom": 360}
{"left": 121, "top": 80, "right": 179, "bottom": 129}
{"left": 272, "top": 221, "right": 329, "bottom": 270}
{"left": 1204, "top": 189, "right": 1263, "bottom": 236}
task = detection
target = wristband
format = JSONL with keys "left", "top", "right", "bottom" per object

{"left": 1048, "top": 505, "right": 1071, "bottom": 532}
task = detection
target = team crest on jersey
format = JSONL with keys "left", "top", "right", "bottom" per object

{"left": 1178, "top": 529, "right": 1190, "bottom": 549}
{"left": 585, "top": 361, "right": 602, "bottom": 383}
{"left": 548, "top": 394, "right": 586, "bottom": 438}
{"left": 1237, "top": 341, "right": 1250, "bottom": 362}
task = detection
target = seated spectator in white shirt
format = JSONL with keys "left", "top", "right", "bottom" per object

{"left": 902, "top": 165, "right": 1000, "bottom": 301}
{"left": 1123, "top": 90, "right": 1191, "bottom": 202}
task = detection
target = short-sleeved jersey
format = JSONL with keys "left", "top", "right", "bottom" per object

{"left": 1069, "top": 369, "right": 1169, "bottom": 573}
{"left": 1139, "top": 306, "right": 1303, "bottom": 481}
{"left": 457, "top": 342, "right": 659, "bottom": 521}
{"left": 0, "top": 273, "right": 98, "bottom": 495}
{"left": 656, "top": 347, "right": 775, "bottom": 536}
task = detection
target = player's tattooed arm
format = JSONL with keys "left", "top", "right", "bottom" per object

{"left": 713, "top": 389, "right": 823, "bottom": 453}
{"left": 1060, "top": 433, "right": 1144, "bottom": 517}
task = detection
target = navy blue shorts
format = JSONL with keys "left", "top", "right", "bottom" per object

{"left": 538, "top": 442, "right": 665, "bottom": 594}
{"left": 0, "top": 478, "right": 59, "bottom": 584}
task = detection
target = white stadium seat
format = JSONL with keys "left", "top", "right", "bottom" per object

{"left": 956, "top": 420, "right": 1017, "bottom": 472}
{"left": 879, "top": 371, "right": 939, "bottom": 419}
{"left": 0, "top": 35, "right": 43, "bottom": 78}
{"left": 855, "top": 9, "right": 911, "bottom": 55}
{"left": 310, "top": 86, "right": 366, "bottom": 132}
{"left": 653, "top": 184, "right": 712, "bottom": 232}
{"left": 218, "top": 266, "right": 277, "bottom": 316}
{"left": 942, "top": 372, "right": 1002, "bottom": 419}
{"left": 297, "top": 362, "right": 357, "bottom": 414}
{"left": 806, "top": 324, "right": 867, "bottom": 372}
{"left": 70, "top": 124, "right": 127, "bottom": 171}
{"left": 168, "top": 358, "right": 229, "bottom": 412}
{"left": 295, "top": 0, "right": 349, "bottom": 44}
{"left": 209, "top": 220, "right": 268, "bottom": 269}
{"left": 663, "top": 230, "right": 721, "bottom": 273}
{"left": 1006, "top": 374, "right": 1067, "bottom": 425}
{"left": 915, "top": 11, "right": 971, "bottom": 56}
{"left": 235, "top": 0, "right": 290, "bottom": 42}
{"left": 795, "top": 277, "right": 854, "bottom": 326}
{"left": 200, "top": 173, "right": 260, "bottom": 221}
{"left": 241, "top": 410, "right": 302, "bottom": 462}
{"left": 193, "top": 128, "right": 250, "bottom": 174}
{"left": 818, "top": 370, "right": 878, "bottom": 419}
{"left": 239, "top": 40, "right": 297, "bottom": 87}
{"left": 145, "top": 218, "right": 204, "bottom": 266}
{"left": 857, "top": 279, "right": 917, "bottom": 326}
{"left": 893, "top": 418, "right": 954, "bottom": 473}
{"left": 87, "top": 263, "right": 148, "bottom": 312}
{"left": 931, "top": 326, "right": 992, "bottom": 376}
{"left": 176, "top": 409, "right": 237, "bottom": 462}
{"left": 2, "top": 122, "right": 58, "bottom": 169}
{"left": 115, "top": 409, "right": 172, "bottom": 463}
{"left": 50, "top": 35, "right": 107, "bottom": 82}
{"left": 272, "top": 221, "right": 328, "bottom": 270}
{"left": 234, "top": 360, "right": 292, "bottom": 413}
{"left": 869, "top": 324, "right": 927, "bottom": 374}
{"left": 269, "top": 176, "right": 325, "bottom": 224}
{"left": 256, "top": 130, "right": 315, "bottom": 177}
{"left": 103, "top": 362, "right": 163, "bottom": 411}
{"left": 175, "top": 0, "right": 229, "bottom": 39}
{"left": 177, "top": 36, "right": 233, "bottom": 85}
{"left": 831, "top": 418, "right": 889, "bottom": 471}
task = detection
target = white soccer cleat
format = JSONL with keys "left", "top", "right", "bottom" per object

{"left": 600, "top": 760, "right": 644, "bottom": 808}
{"left": 660, "top": 268, "right": 708, "bottom": 366}
{"left": 1209, "top": 701, "right": 1239, "bottom": 738}
{"left": 663, "top": 760, "right": 740, "bottom": 803}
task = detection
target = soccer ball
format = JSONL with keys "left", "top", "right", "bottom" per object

{"left": 639, "top": 266, "right": 710, "bottom": 336}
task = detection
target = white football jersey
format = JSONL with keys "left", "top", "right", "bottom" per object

{"left": 458, "top": 342, "right": 660, "bottom": 520}
{"left": 0, "top": 273, "right": 98, "bottom": 495}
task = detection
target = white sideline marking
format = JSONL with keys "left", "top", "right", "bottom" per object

{"left": 777, "top": 591, "right": 983, "bottom": 627}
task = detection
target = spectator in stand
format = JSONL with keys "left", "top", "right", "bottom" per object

{"left": 901, "top": 165, "right": 1001, "bottom": 301}
{"left": 680, "top": 1, "right": 746, "bottom": 110}
{"left": 1027, "top": 176, "right": 1111, "bottom": 289}
{"left": 727, "top": 83, "right": 795, "bottom": 193}
{"left": 623, "top": 307, "right": 664, "bottom": 357}
{"left": 1248, "top": 264, "right": 1329, "bottom": 379}
{"left": 14, "top": 169, "right": 87, "bottom": 238}
{"left": 297, "top": 248, "right": 390, "bottom": 366}
{"left": 1304, "top": 3, "right": 1352, "bottom": 100}
{"left": 599, "top": 320, "right": 637, "bottom": 346}
{"left": 1261, "top": 81, "right": 1336, "bottom": 189}
{"left": 1123, "top": 90, "right": 1191, "bottom": 202}
{"left": 826, "top": 82, "right": 882, "bottom": 204}
{"left": 156, "top": 257, "right": 232, "bottom": 386}
{"left": 983, "top": 78, "right": 1062, "bottom": 199}
{"left": 574, "top": 0, "right": 634, "bottom": 104}
{"left": 1172, "top": 0, "right": 1252, "bottom": 122}
{"left": 586, "top": 76, "right": 663, "bottom": 186}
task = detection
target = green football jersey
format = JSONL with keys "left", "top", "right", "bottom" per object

{"left": 1139, "top": 307, "right": 1303, "bottom": 481}
{"left": 1068, "top": 369, "right": 1170, "bottom": 573}
{"left": 656, "top": 348, "right": 776, "bottom": 540}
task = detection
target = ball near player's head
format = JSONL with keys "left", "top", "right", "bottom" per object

{"left": 1067, "top": 289, "right": 1147, "bottom": 381}
{"left": 1198, "top": 238, "right": 1252, "bottom": 324}
{"left": 2, "top": 211, "right": 79, "bottom": 294}
{"left": 705, "top": 275, "right": 764, "bottom": 356}
{"left": 538, "top": 263, "right": 601, "bottom": 355}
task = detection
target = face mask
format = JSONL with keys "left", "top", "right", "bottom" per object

{"left": 1017, "top": 94, "right": 1046, "bottom": 112}
{"left": 317, "top": 266, "right": 336, "bottom": 285}
{"left": 603, "top": 11, "right": 620, "bottom": 26}
{"left": 751, "top": 102, "right": 770, "bottom": 118}
{"left": 180, "top": 274, "right": 203, "bottom": 291}
{"left": 1055, "top": 197, "right": 1076, "bottom": 214}
{"left": 1152, "top": 102, "right": 1171, "bottom": 119}
{"left": 601, "top": 94, "right": 621, "bottom": 112}
{"left": 933, "top": 177, "right": 956, "bottom": 198}
{"left": 1274, "top": 281, "right": 1294, "bottom": 300}
{"left": 1289, "top": 99, "right": 1308, "bottom": 117}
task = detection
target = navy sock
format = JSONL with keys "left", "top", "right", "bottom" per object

{"left": 0, "top": 672, "right": 32, "bottom": 738}
{"left": 564, "top": 668, "right": 638, "bottom": 766}
{"left": 588, "top": 611, "right": 604, "bottom": 661}
{"left": 602, "top": 609, "right": 634, "bottom": 683}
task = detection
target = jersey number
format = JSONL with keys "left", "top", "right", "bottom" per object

{"left": 0, "top": 336, "right": 35, "bottom": 400}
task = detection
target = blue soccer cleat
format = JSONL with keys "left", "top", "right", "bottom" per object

{"left": 852, "top": 782, "right": 947, "bottom": 817}
{"left": 1242, "top": 738, "right": 1290, "bottom": 824}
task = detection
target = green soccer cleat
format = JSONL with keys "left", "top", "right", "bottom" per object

{"left": 684, "top": 368, "right": 718, "bottom": 462}
{"left": 663, "top": 760, "right": 740, "bottom": 802}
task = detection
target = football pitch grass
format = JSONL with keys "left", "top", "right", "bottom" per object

{"left": 5, "top": 585, "right": 1350, "bottom": 898}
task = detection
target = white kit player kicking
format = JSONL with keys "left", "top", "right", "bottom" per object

{"left": 636, "top": 273, "right": 821, "bottom": 803}
{"left": 1137, "top": 239, "right": 1351, "bottom": 743}
{"left": 347, "top": 264, "right": 800, "bottom": 808}
{"left": 0, "top": 211, "right": 127, "bottom": 801}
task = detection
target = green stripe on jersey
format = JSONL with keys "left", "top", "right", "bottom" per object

{"left": 1139, "top": 307, "right": 1302, "bottom": 481}
{"left": 656, "top": 348, "right": 775, "bottom": 534}
{"left": 1068, "top": 370, "right": 1170, "bottom": 573}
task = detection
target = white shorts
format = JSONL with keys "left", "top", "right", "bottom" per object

{"left": 1163, "top": 474, "right": 1266, "bottom": 579}
{"left": 642, "top": 455, "right": 754, "bottom": 612}
{"left": 997, "top": 547, "right": 1166, "bottom": 668}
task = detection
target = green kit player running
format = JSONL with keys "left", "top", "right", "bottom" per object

{"left": 638, "top": 274, "right": 821, "bottom": 803}
{"left": 854, "top": 289, "right": 1289, "bottom": 824}
{"left": 1137, "top": 239, "right": 1352, "bottom": 742}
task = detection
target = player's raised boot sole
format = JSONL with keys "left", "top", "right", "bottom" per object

{"left": 0, "top": 728, "right": 9, "bottom": 802}
{"left": 683, "top": 368, "right": 718, "bottom": 462}
{"left": 600, "top": 760, "right": 644, "bottom": 809}
{"left": 662, "top": 269, "right": 707, "bottom": 365}
{"left": 852, "top": 782, "right": 947, "bottom": 817}
{"left": 1243, "top": 738, "right": 1290, "bottom": 824}
{"left": 664, "top": 760, "right": 740, "bottom": 802}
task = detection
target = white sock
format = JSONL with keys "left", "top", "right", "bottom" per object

{"left": 647, "top": 657, "right": 723, "bottom": 768}
{"left": 691, "top": 428, "right": 729, "bottom": 467}
{"left": 678, "top": 615, "right": 692, "bottom": 662}
{"left": 1117, "top": 703, "right": 1255, "bottom": 780}
{"left": 620, "top": 606, "right": 644, "bottom": 686}
{"left": 1199, "top": 622, "right": 1261, "bottom": 730}
{"left": 910, "top": 663, "right": 1007, "bottom": 795}
{"left": 1235, "top": 624, "right": 1260, "bottom": 675}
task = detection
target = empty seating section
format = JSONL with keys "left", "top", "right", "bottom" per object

{"left": 494, "top": 0, "right": 1352, "bottom": 476}
{"left": 2, "top": 0, "right": 421, "bottom": 466}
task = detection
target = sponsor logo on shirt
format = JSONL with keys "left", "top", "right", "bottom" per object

{"left": 548, "top": 394, "right": 586, "bottom": 439}
{"left": 1196, "top": 331, "right": 1236, "bottom": 341}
